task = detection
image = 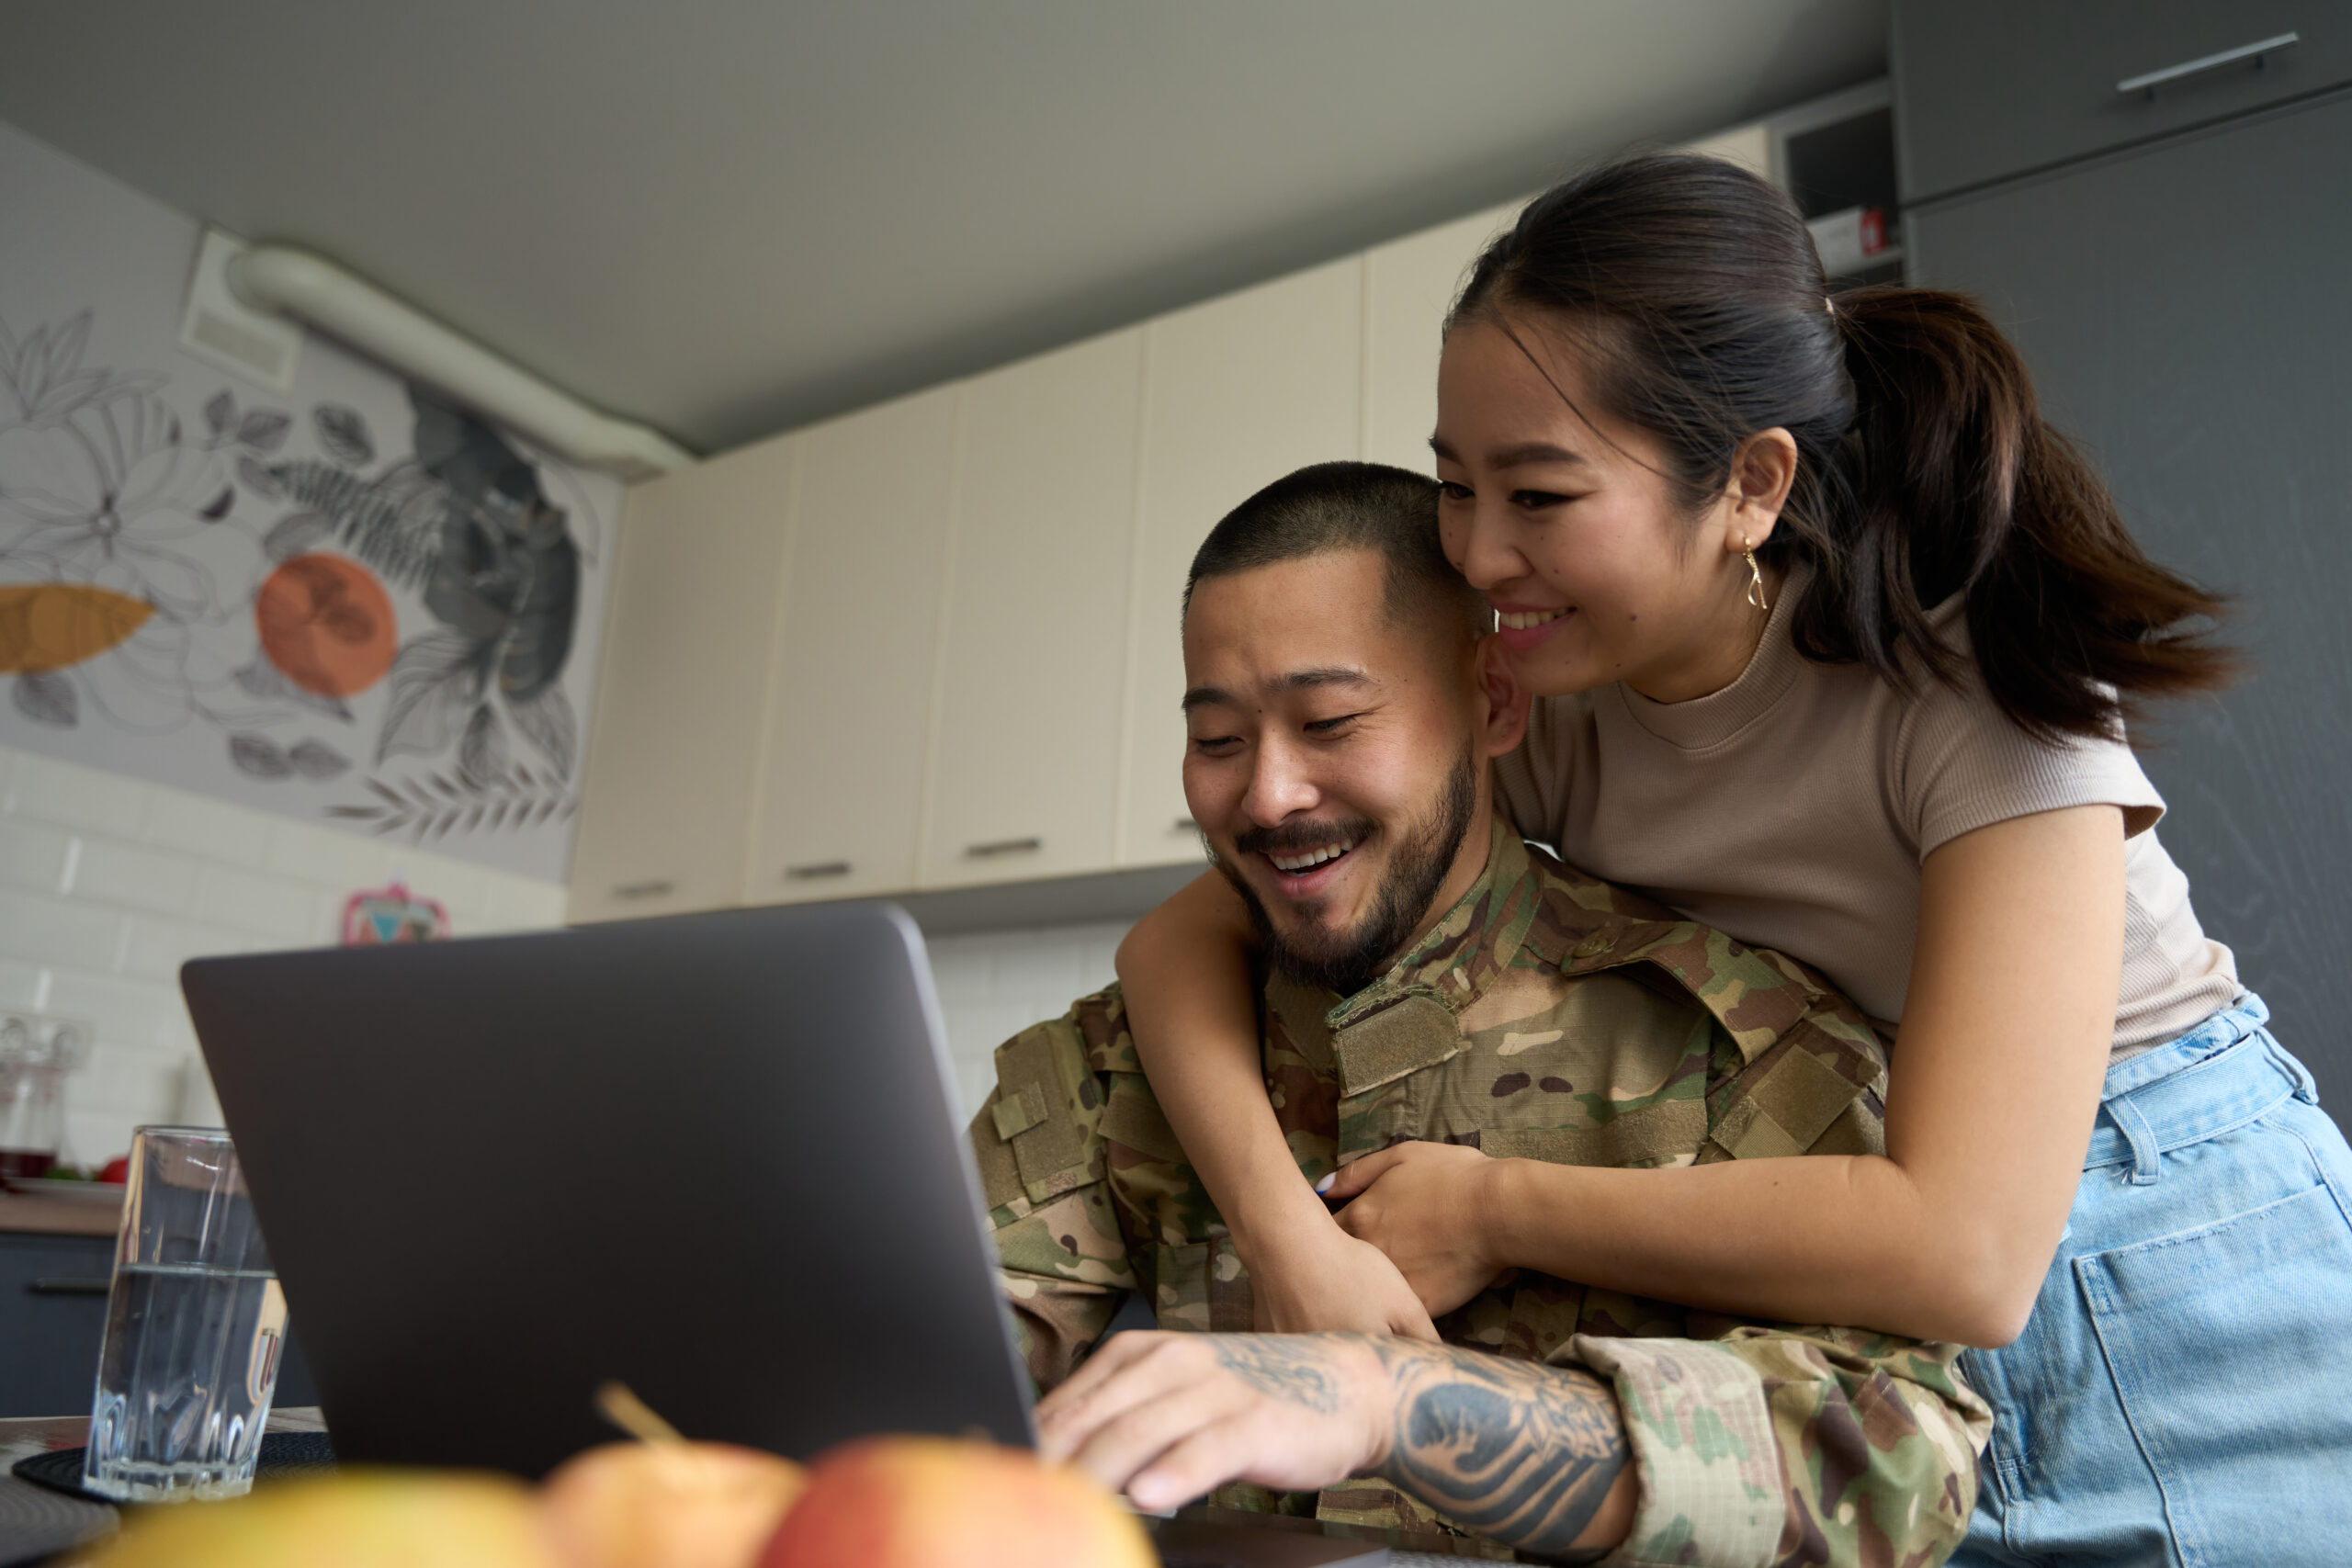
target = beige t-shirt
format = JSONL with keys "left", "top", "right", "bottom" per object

{"left": 1494, "top": 573, "right": 2240, "bottom": 1057}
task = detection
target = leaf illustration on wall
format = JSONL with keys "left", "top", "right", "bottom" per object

{"left": 237, "top": 454, "right": 284, "bottom": 500}
{"left": 11, "top": 672, "right": 77, "bottom": 728}
{"left": 0, "top": 584, "right": 154, "bottom": 673}
{"left": 458, "top": 703, "right": 506, "bottom": 788}
{"left": 268, "top": 459, "right": 447, "bottom": 591}
{"left": 312, "top": 403, "right": 374, "bottom": 467}
{"left": 204, "top": 389, "right": 234, "bottom": 437}
{"left": 376, "top": 630, "right": 478, "bottom": 763}
{"left": 288, "top": 738, "right": 350, "bottom": 780}
{"left": 505, "top": 684, "right": 576, "bottom": 780}
{"left": 262, "top": 511, "right": 332, "bottom": 561}
{"left": 232, "top": 656, "right": 355, "bottom": 723}
{"left": 228, "top": 732, "right": 294, "bottom": 780}
{"left": 236, "top": 408, "right": 291, "bottom": 453}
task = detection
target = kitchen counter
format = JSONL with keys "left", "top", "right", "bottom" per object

{"left": 0, "top": 1196, "right": 119, "bottom": 1240}
{"left": 0, "top": 1406, "right": 327, "bottom": 1567}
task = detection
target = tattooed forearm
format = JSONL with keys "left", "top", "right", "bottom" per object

{"left": 1367, "top": 1341, "right": 1628, "bottom": 1562}
{"left": 1207, "top": 1336, "right": 1345, "bottom": 1414}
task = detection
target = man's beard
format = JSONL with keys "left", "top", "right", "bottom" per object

{"left": 1212, "top": 749, "right": 1480, "bottom": 997}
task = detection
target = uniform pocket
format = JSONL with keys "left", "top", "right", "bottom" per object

{"left": 2077, "top": 1179, "right": 2352, "bottom": 1566}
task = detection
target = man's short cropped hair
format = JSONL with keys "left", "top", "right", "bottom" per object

{"left": 1182, "top": 461, "right": 1489, "bottom": 640}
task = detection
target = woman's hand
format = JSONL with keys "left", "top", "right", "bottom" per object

{"left": 1319, "top": 1141, "right": 1508, "bottom": 1318}
{"left": 1036, "top": 1332, "right": 1392, "bottom": 1512}
{"left": 1246, "top": 1215, "right": 1441, "bottom": 1340}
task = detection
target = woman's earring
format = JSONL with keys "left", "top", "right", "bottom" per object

{"left": 1743, "top": 536, "right": 1770, "bottom": 613}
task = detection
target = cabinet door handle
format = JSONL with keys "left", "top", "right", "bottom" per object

{"left": 2118, "top": 31, "right": 2298, "bottom": 96}
{"left": 786, "top": 861, "right": 853, "bottom": 880}
{"left": 28, "top": 1277, "right": 112, "bottom": 1295}
{"left": 612, "top": 879, "right": 675, "bottom": 900}
{"left": 965, "top": 837, "right": 1043, "bottom": 859}
{"left": 1172, "top": 816, "right": 1198, "bottom": 833}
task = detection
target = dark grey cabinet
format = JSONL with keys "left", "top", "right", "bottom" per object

{"left": 1907, "top": 89, "right": 2352, "bottom": 1100}
{"left": 1894, "top": 0, "right": 2352, "bottom": 202}
{"left": 0, "top": 1232, "right": 318, "bottom": 1418}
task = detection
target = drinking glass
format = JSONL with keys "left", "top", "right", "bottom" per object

{"left": 82, "top": 1126, "right": 288, "bottom": 1501}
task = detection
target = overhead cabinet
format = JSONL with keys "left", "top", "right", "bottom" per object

{"left": 750, "top": 386, "right": 960, "bottom": 904}
{"left": 1895, "top": 0, "right": 2349, "bottom": 202}
{"left": 1117, "top": 256, "right": 1366, "bottom": 870}
{"left": 567, "top": 434, "right": 797, "bottom": 923}
{"left": 921, "top": 329, "right": 1145, "bottom": 889}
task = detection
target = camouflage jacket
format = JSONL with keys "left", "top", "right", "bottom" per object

{"left": 970, "top": 821, "right": 1990, "bottom": 1566}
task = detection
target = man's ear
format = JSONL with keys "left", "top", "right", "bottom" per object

{"left": 1474, "top": 635, "right": 1530, "bottom": 758}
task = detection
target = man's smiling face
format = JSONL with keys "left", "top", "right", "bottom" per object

{"left": 1181, "top": 547, "right": 1500, "bottom": 993}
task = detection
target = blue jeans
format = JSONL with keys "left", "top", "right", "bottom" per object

{"left": 1953, "top": 994, "right": 2352, "bottom": 1567}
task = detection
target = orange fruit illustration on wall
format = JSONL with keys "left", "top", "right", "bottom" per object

{"left": 0, "top": 584, "right": 153, "bottom": 673}
{"left": 254, "top": 554, "right": 399, "bottom": 698}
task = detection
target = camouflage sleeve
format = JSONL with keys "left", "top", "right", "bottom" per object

{"left": 1565, "top": 1325, "right": 1990, "bottom": 1568}
{"left": 968, "top": 1004, "right": 1140, "bottom": 1392}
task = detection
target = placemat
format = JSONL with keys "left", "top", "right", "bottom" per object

{"left": 12, "top": 1433, "right": 338, "bottom": 1506}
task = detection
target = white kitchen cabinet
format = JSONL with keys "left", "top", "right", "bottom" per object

{"left": 747, "top": 385, "right": 960, "bottom": 904}
{"left": 567, "top": 434, "right": 797, "bottom": 923}
{"left": 1116, "top": 257, "right": 1364, "bottom": 868}
{"left": 921, "top": 329, "right": 1143, "bottom": 889}
{"left": 1362, "top": 200, "right": 1522, "bottom": 475}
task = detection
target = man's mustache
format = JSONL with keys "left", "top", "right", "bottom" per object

{"left": 1230, "top": 818, "right": 1378, "bottom": 859}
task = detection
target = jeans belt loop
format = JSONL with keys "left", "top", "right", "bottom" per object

{"left": 2106, "top": 1093, "right": 2165, "bottom": 1185}
{"left": 2275, "top": 1038, "right": 2321, "bottom": 1105}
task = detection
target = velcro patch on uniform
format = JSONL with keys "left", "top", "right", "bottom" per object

{"left": 1484, "top": 1096, "right": 1707, "bottom": 1168}
{"left": 970, "top": 1101, "right": 1026, "bottom": 1212}
{"left": 1330, "top": 994, "right": 1462, "bottom": 1095}
{"left": 1101, "top": 1077, "right": 1185, "bottom": 1164}
{"left": 992, "top": 1083, "right": 1046, "bottom": 1142}
{"left": 997, "top": 1031, "right": 1090, "bottom": 1191}
{"left": 1717, "top": 1043, "right": 1866, "bottom": 1160}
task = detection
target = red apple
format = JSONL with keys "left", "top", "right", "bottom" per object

{"left": 98, "top": 1156, "right": 130, "bottom": 1184}
{"left": 760, "top": 1436, "right": 1153, "bottom": 1568}
{"left": 540, "top": 1440, "right": 806, "bottom": 1568}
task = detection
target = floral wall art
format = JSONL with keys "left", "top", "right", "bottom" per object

{"left": 0, "top": 118, "right": 617, "bottom": 882}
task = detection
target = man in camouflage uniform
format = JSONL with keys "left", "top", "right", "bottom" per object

{"left": 983, "top": 463, "right": 1989, "bottom": 1564}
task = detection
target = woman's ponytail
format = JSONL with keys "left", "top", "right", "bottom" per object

{"left": 1453, "top": 154, "right": 2236, "bottom": 741}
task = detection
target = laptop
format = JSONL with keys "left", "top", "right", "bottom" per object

{"left": 183, "top": 900, "right": 1387, "bottom": 1566}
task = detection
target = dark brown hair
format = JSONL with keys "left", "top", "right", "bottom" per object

{"left": 1450, "top": 152, "right": 2234, "bottom": 740}
{"left": 1185, "top": 460, "right": 1487, "bottom": 640}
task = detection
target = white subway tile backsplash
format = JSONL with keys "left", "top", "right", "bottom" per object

{"left": 0, "top": 959, "right": 46, "bottom": 1011}
{"left": 191, "top": 864, "right": 329, "bottom": 945}
{"left": 66, "top": 837, "right": 200, "bottom": 916}
{"left": 143, "top": 790, "right": 273, "bottom": 869}
{"left": 6, "top": 752, "right": 148, "bottom": 839}
{"left": 0, "top": 819, "right": 74, "bottom": 895}
{"left": 989, "top": 939, "right": 1087, "bottom": 1002}
{"left": 75, "top": 1044, "right": 187, "bottom": 1119}
{"left": 44, "top": 969, "right": 188, "bottom": 1053}
{"left": 119, "top": 918, "right": 251, "bottom": 983}
{"left": 0, "top": 888, "right": 125, "bottom": 972}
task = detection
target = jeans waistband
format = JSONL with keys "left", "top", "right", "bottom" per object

{"left": 2083, "top": 993, "right": 2316, "bottom": 1183}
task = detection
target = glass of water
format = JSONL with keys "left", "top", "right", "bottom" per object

{"left": 83, "top": 1126, "right": 288, "bottom": 1501}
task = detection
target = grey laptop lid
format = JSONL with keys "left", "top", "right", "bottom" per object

{"left": 181, "top": 900, "right": 1035, "bottom": 1479}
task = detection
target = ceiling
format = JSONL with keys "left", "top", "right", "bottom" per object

{"left": 0, "top": 2, "right": 1883, "bottom": 456}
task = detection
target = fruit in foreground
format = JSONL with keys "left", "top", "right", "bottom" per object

{"left": 541, "top": 1439, "right": 807, "bottom": 1568}
{"left": 86, "top": 1470, "right": 560, "bottom": 1568}
{"left": 760, "top": 1436, "right": 1153, "bottom": 1568}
